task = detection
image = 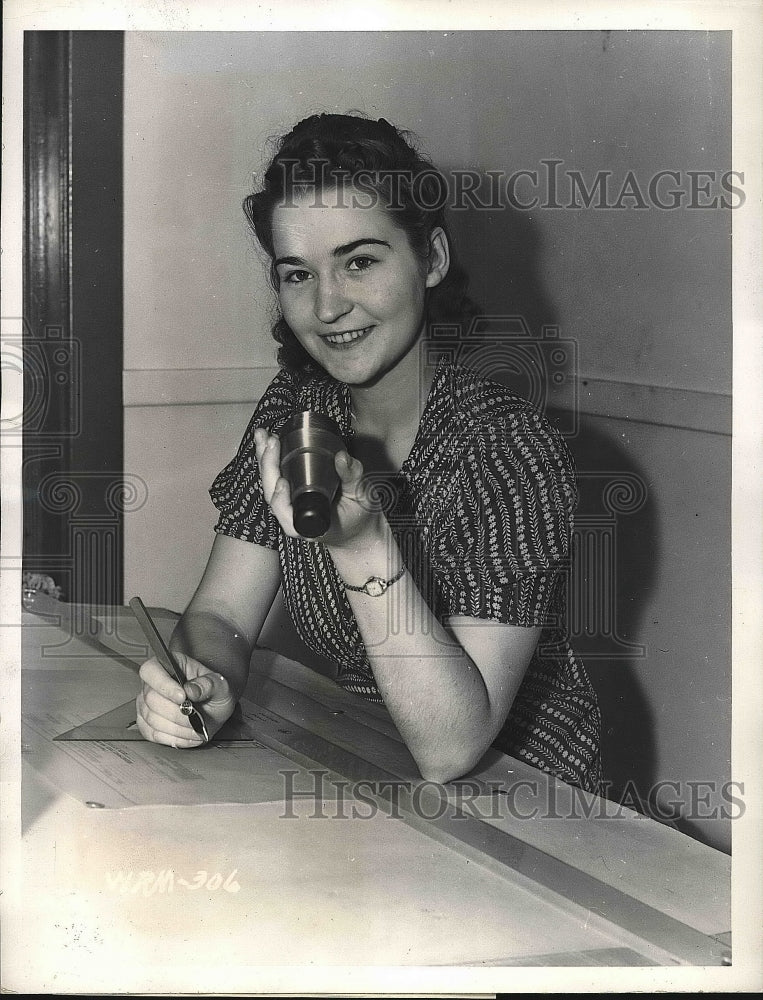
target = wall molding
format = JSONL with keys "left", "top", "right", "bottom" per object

{"left": 576, "top": 376, "right": 731, "bottom": 436}
{"left": 124, "top": 367, "right": 731, "bottom": 436}
{"left": 123, "top": 366, "right": 280, "bottom": 408}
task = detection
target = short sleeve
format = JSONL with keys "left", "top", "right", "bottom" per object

{"left": 431, "top": 407, "right": 576, "bottom": 627}
{"left": 209, "top": 369, "right": 299, "bottom": 548}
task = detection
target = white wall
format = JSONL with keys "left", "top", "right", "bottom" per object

{"left": 123, "top": 31, "right": 731, "bottom": 850}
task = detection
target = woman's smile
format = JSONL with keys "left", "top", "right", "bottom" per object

{"left": 321, "top": 324, "right": 375, "bottom": 348}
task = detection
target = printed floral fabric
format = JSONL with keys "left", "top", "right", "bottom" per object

{"left": 210, "top": 361, "right": 602, "bottom": 792}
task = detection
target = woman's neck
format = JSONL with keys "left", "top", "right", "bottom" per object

{"left": 347, "top": 347, "right": 436, "bottom": 473}
{"left": 349, "top": 344, "right": 435, "bottom": 437}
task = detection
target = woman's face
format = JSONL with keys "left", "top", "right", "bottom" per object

{"left": 270, "top": 189, "right": 446, "bottom": 386}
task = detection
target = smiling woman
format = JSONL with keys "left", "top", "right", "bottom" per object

{"left": 270, "top": 197, "right": 443, "bottom": 390}
{"left": 135, "top": 112, "right": 601, "bottom": 792}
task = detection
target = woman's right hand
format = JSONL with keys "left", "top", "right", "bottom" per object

{"left": 254, "top": 427, "right": 384, "bottom": 552}
{"left": 136, "top": 653, "right": 237, "bottom": 748}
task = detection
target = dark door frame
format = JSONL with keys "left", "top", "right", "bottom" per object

{"left": 23, "top": 30, "right": 125, "bottom": 606}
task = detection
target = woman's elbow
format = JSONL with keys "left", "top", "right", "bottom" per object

{"left": 415, "top": 746, "right": 487, "bottom": 785}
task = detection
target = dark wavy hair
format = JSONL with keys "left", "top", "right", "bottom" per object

{"left": 243, "top": 112, "right": 480, "bottom": 375}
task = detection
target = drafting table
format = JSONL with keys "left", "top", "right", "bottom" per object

{"left": 10, "top": 595, "right": 731, "bottom": 993}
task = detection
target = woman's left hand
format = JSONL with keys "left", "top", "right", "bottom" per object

{"left": 254, "top": 428, "right": 383, "bottom": 550}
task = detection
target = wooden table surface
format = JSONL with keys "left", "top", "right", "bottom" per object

{"left": 7, "top": 596, "right": 732, "bottom": 993}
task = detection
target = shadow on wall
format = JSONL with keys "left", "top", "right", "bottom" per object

{"left": 448, "top": 200, "right": 660, "bottom": 814}
{"left": 565, "top": 423, "right": 660, "bottom": 809}
{"left": 448, "top": 202, "right": 561, "bottom": 349}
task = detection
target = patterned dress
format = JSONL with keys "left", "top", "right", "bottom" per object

{"left": 210, "top": 361, "right": 602, "bottom": 792}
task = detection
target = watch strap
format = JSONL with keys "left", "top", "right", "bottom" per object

{"left": 343, "top": 564, "right": 406, "bottom": 596}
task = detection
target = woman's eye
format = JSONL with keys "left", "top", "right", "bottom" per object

{"left": 283, "top": 269, "right": 311, "bottom": 285}
{"left": 348, "top": 256, "right": 376, "bottom": 272}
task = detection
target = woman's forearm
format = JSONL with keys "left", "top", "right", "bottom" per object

{"left": 169, "top": 609, "right": 254, "bottom": 702}
{"left": 329, "top": 529, "right": 495, "bottom": 782}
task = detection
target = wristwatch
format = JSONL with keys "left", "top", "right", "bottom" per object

{"left": 343, "top": 564, "right": 405, "bottom": 596}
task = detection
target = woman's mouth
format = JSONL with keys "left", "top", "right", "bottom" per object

{"left": 321, "top": 325, "right": 374, "bottom": 348}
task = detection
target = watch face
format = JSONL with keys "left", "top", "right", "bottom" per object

{"left": 366, "top": 578, "right": 385, "bottom": 597}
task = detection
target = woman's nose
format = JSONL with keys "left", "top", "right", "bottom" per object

{"left": 313, "top": 275, "right": 352, "bottom": 324}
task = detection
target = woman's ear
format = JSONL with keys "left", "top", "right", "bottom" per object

{"left": 425, "top": 227, "right": 450, "bottom": 289}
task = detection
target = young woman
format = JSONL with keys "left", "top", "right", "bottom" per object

{"left": 136, "top": 113, "right": 601, "bottom": 792}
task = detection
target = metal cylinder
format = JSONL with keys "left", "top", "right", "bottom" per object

{"left": 279, "top": 411, "right": 345, "bottom": 538}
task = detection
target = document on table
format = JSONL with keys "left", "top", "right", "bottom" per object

{"left": 23, "top": 676, "right": 316, "bottom": 809}
{"left": 54, "top": 698, "right": 270, "bottom": 743}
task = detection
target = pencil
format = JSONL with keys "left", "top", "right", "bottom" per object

{"left": 129, "top": 596, "right": 210, "bottom": 742}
